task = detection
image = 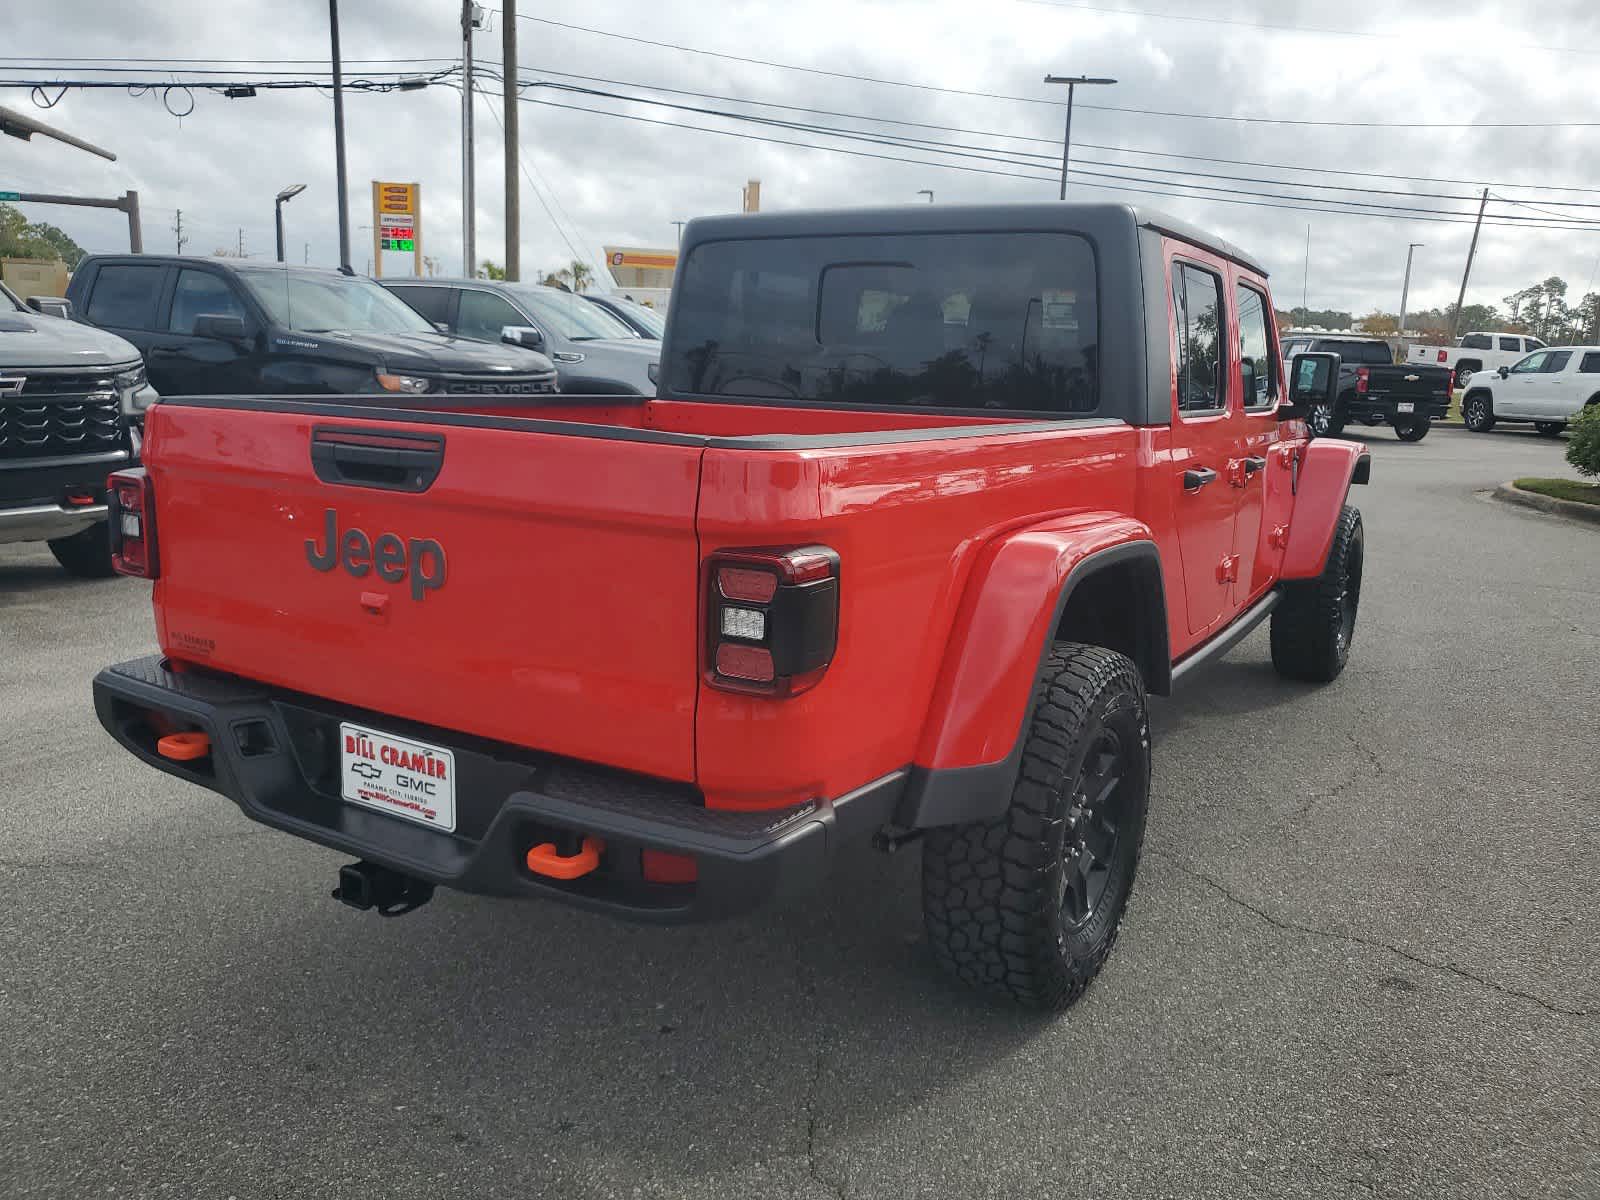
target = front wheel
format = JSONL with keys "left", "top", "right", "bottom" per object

{"left": 1395, "top": 417, "right": 1431, "bottom": 442}
{"left": 1462, "top": 391, "right": 1496, "bottom": 432}
{"left": 1535, "top": 421, "right": 1566, "bottom": 438}
{"left": 1271, "top": 505, "right": 1363, "bottom": 683}
{"left": 47, "top": 521, "right": 116, "bottom": 578}
{"left": 922, "top": 643, "right": 1150, "bottom": 1011}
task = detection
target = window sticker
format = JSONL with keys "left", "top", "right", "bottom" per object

{"left": 1042, "top": 289, "right": 1079, "bottom": 331}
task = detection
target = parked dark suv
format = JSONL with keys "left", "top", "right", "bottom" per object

{"left": 66, "top": 258, "right": 559, "bottom": 400}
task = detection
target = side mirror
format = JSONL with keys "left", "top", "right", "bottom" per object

{"left": 26, "top": 296, "right": 73, "bottom": 319}
{"left": 192, "top": 314, "right": 247, "bottom": 342}
{"left": 502, "top": 324, "right": 545, "bottom": 353}
{"left": 1284, "top": 351, "right": 1341, "bottom": 421}
{"left": 1497, "top": 365, "right": 1510, "bottom": 378}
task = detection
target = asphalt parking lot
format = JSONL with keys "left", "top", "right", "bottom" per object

{"left": 2, "top": 425, "right": 1596, "bottom": 1200}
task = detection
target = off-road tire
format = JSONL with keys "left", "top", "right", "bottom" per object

{"left": 922, "top": 643, "right": 1150, "bottom": 1011}
{"left": 1462, "top": 390, "right": 1495, "bottom": 432}
{"left": 47, "top": 521, "right": 116, "bottom": 578}
{"left": 1535, "top": 421, "right": 1566, "bottom": 438}
{"left": 1270, "top": 505, "right": 1363, "bottom": 683}
{"left": 1395, "top": 417, "right": 1431, "bottom": 442}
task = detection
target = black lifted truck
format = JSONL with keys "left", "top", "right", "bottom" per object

{"left": 1280, "top": 334, "right": 1451, "bottom": 441}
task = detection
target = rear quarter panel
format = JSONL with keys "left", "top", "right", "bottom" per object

{"left": 694, "top": 422, "right": 1139, "bottom": 808}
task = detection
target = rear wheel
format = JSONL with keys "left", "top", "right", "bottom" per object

{"left": 1395, "top": 417, "right": 1431, "bottom": 442}
{"left": 1271, "top": 505, "right": 1363, "bottom": 683}
{"left": 1535, "top": 421, "right": 1566, "bottom": 438}
{"left": 922, "top": 643, "right": 1150, "bottom": 1011}
{"left": 1454, "top": 364, "right": 1476, "bottom": 388}
{"left": 47, "top": 521, "right": 116, "bottom": 578}
{"left": 1462, "top": 391, "right": 1496, "bottom": 432}
{"left": 1307, "top": 397, "right": 1346, "bottom": 438}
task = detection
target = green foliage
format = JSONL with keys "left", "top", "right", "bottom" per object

{"left": 0, "top": 203, "right": 87, "bottom": 266}
{"left": 1513, "top": 476, "right": 1600, "bottom": 505}
{"left": 479, "top": 258, "right": 506, "bottom": 281}
{"left": 1565, "top": 404, "right": 1600, "bottom": 478}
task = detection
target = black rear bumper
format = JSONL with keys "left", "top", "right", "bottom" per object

{"left": 1346, "top": 395, "right": 1449, "bottom": 424}
{"left": 93, "top": 656, "right": 901, "bottom": 923}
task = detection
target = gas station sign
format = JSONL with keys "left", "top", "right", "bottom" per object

{"left": 370, "top": 181, "right": 422, "bottom": 277}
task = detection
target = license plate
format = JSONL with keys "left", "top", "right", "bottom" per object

{"left": 339, "top": 722, "right": 457, "bottom": 832}
{"left": 1396, "top": 402, "right": 1415, "bottom": 413}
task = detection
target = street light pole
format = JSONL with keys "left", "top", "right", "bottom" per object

{"left": 1398, "top": 242, "right": 1423, "bottom": 343}
{"left": 1043, "top": 74, "right": 1116, "bottom": 200}
{"left": 461, "top": 0, "right": 478, "bottom": 276}
{"left": 502, "top": 0, "right": 520, "bottom": 281}
{"left": 275, "top": 184, "right": 306, "bottom": 263}
{"left": 328, "top": 0, "right": 351, "bottom": 271}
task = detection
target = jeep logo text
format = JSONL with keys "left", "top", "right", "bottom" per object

{"left": 306, "top": 508, "right": 446, "bottom": 601}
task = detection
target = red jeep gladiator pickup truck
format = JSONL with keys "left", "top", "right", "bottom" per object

{"left": 94, "top": 204, "right": 1367, "bottom": 1010}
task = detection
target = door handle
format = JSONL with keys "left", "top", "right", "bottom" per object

{"left": 1182, "top": 467, "right": 1218, "bottom": 491}
{"left": 1243, "top": 456, "right": 1267, "bottom": 476}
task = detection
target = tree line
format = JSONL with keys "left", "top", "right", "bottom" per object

{"left": 1277, "top": 276, "right": 1600, "bottom": 345}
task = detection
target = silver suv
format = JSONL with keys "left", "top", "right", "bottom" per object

{"left": 384, "top": 280, "right": 660, "bottom": 396}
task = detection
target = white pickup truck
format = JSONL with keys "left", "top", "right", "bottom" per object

{"left": 1410, "top": 332, "right": 1545, "bottom": 388}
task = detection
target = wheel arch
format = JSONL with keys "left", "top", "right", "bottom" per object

{"left": 896, "top": 516, "right": 1167, "bottom": 829}
{"left": 1281, "top": 439, "right": 1370, "bottom": 580}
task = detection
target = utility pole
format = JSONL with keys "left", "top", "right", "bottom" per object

{"left": 672, "top": 220, "right": 685, "bottom": 244}
{"left": 1398, "top": 242, "right": 1423, "bottom": 343}
{"left": 1448, "top": 188, "right": 1490, "bottom": 343}
{"left": 173, "top": 209, "right": 187, "bottom": 254}
{"left": 1301, "top": 224, "right": 1310, "bottom": 316}
{"left": 328, "top": 0, "right": 352, "bottom": 271}
{"left": 1043, "top": 74, "right": 1116, "bottom": 200}
{"left": 502, "top": 0, "right": 520, "bottom": 280}
{"left": 237, "top": 228, "right": 245, "bottom": 257}
{"left": 303, "top": 242, "right": 309, "bottom": 264}
{"left": 461, "top": 0, "right": 478, "bottom": 277}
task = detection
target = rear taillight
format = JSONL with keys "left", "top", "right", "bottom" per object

{"left": 1437, "top": 349, "right": 1448, "bottom": 363}
{"left": 706, "top": 546, "right": 839, "bottom": 697}
{"left": 107, "top": 468, "right": 158, "bottom": 578}
{"left": 1356, "top": 366, "right": 1370, "bottom": 394}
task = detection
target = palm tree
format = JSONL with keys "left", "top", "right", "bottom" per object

{"left": 567, "top": 259, "right": 594, "bottom": 293}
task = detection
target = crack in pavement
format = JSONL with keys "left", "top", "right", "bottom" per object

{"left": 1153, "top": 851, "right": 1591, "bottom": 1020}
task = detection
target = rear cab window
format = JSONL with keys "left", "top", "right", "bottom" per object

{"left": 665, "top": 232, "right": 1098, "bottom": 414}
{"left": 85, "top": 263, "right": 167, "bottom": 330}
{"left": 1461, "top": 334, "right": 1493, "bottom": 350}
{"left": 1498, "top": 337, "right": 1522, "bottom": 352}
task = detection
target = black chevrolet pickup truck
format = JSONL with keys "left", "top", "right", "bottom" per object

{"left": 1280, "top": 335, "right": 1451, "bottom": 441}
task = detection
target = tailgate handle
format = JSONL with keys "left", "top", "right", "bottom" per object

{"left": 311, "top": 427, "right": 445, "bottom": 493}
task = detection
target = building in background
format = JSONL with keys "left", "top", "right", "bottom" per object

{"left": 603, "top": 245, "right": 676, "bottom": 309}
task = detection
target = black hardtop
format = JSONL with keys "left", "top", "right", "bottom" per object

{"left": 679, "top": 202, "right": 1267, "bottom": 278}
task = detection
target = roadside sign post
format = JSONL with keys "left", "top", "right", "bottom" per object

{"left": 370, "top": 181, "right": 422, "bottom": 278}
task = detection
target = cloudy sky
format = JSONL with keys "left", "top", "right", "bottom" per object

{"left": 7, "top": 0, "right": 1600, "bottom": 318}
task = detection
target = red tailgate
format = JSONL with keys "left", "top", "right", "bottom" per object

{"left": 143, "top": 404, "right": 704, "bottom": 782}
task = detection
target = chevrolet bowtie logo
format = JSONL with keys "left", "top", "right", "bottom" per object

{"left": 1403, "top": 374, "right": 1420, "bottom": 382}
{"left": 0, "top": 375, "right": 25, "bottom": 397}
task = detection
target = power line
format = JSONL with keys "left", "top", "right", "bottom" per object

{"left": 482, "top": 10, "right": 1600, "bottom": 128}
{"left": 476, "top": 90, "right": 601, "bottom": 277}
{"left": 1011, "top": 0, "right": 1598, "bottom": 57}
{"left": 512, "top": 92, "right": 1600, "bottom": 232}
{"left": 487, "top": 75, "right": 1600, "bottom": 226}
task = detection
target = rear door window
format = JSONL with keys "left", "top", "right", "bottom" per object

{"left": 1498, "top": 337, "right": 1522, "bottom": 352}
{"left": 1234, "top": 283, "right": 1275, "bottom": 410}
{"left": 85, "top": 263, "right": 167, "bottom": 330}
{"left": 1580, "top": 352, "right": 1600, "bottom": 373}
{"left": 1174, "top": 264, "right": 1225, "bottom": 414}
{"left": 667, "top": 232, "right": 1098, "bottom": 413}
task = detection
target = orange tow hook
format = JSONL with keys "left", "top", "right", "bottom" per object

{"left": 157, "top": 731, "right": 211, "bottom": 761}
{"left": 525, "top": 836, "right": 604, "bottom": 880}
